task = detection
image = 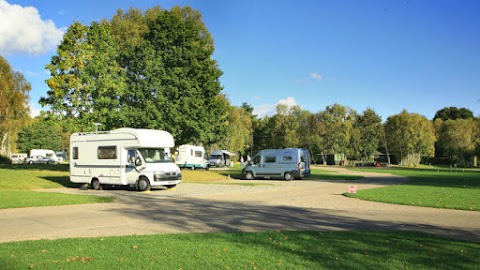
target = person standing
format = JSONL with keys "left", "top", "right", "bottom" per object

{"left": 240, "top": 156, "right": 244, "bottom": 167}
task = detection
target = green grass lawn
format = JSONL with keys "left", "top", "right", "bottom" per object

{"left": 347, "top": 166, "right": 480, "bottom": 211}
{"left": 1, "top": 231, "right": 478, "bottom": 270}
{"left": 0, "top": 164, "right": 112, "bottom": 209}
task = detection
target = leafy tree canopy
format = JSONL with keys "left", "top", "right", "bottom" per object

{"left": 0, "top": 55, "right": 31, "bottom": 155}
{"left": 433, "top": 106, "right": 474, "bottom": 121}
{"left": 41, "top": 6, "right": 226, "bottom": 146}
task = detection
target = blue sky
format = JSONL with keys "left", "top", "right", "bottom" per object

{"left": 1, "top": 0, "right": 479, "bottom": 120}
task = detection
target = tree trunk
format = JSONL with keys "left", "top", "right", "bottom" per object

{"left": 321, "top": 152, "right": 327, "bottom": 165}
{"left": 1, "top": 132, "right": 7, "bottom": 156}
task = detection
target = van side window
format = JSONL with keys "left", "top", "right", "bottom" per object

{"left": 73, "top": 147, "right": 79, "bottom": 160}
{"left": 127, "top": 150, "right": 136, "bottom": 163}
{"left": 283, "top": 156, "right": 293, "bottom": 161}
{"left": 98, "top": 146, "right": 117, "bottom": 159}
{"left": 195, "top": 151, "right": 203, "bottom": 158}
{"left": 265, "top": 156, "right": 276, "bottom": 163}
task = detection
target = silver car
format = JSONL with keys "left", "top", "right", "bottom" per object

{"left": 26, "top": 155, "right": 57, "bottom": 164}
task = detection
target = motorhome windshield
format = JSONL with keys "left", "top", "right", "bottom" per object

{"left": 138, "top": 148, "right": 171, "bottom": 163}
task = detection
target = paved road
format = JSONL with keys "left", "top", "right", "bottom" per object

{"left": 1, "top": 168, "right": 479, "bottom": 243}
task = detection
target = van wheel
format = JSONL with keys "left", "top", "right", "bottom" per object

{"left": 284, "top": 172, "right": 293, "bottom": 181}
{"left": 137, "top": 177, "right": 150, "bottom": 191}
{"left": 245, "top": 171, "right": 254, "bottom": 180}
{"left": 191, "top": 166, "right": 195, "bottom": 170}
{"left": 28, "top": 161, "right": 34, "bottom": 164}
{"left": 91, "top": 179, "right": 102, "bottom": 190}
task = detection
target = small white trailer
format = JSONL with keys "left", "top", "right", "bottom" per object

{"left": 175, "top": 144, "right": 209, "bottom": 170}
{"left": 70, "top": 128, "right": 182, "bottom": 191}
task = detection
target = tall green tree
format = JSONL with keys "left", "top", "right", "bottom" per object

{"left": 385, "top": 110, "right": 435, "bottom": 166}
{"left": 434, "top": 118, "right": 478, "bottom": 165}
{"left": 210, "top": 103, "right": 252, "bottom": 156}
{"left": 355, "top": 108, "right": 382, "bottom": 161}
{"left": 42, "top": 21, "right": 126, "bottom": 130}
{"left": 41, "top": 6, "right": 227, "bottom": 146}
{"left": 0, "top": 56, "right": 31, "bottom": 155}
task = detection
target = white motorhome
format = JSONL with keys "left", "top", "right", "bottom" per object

{"left": 175, "top": 144, "right": 209, "bottom": 170}
{"left": 10, "top": 153, "right": 27, "bottom": 164}
{"left": 242, "top": 148, "right": 311, "bottom": 180}
{"left": 30, "top": 149, "right": 60, "bottom": 163}
{"left": 70, "top": 128, "right": 181, "bottom": 191}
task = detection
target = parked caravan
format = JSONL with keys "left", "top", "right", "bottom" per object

{"left": 70, "top": 128, "right": 181, "bottom": 191}
{"left": 242, "top": 148, "right": 311, "bottom": 180}
{"left": 10, "top": 153, "right": 27, "bottom": 164}
{"left": 208, "top": 150, "right": 234, "bottom": 167}
{"left": 175, "top": 144, "right": 209, "bottom": 170}
{"left": 30, "top": 149, "right": 60, "bottom": 163}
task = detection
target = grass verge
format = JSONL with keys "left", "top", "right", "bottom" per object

{"left": 1, "top": 231, "right": 478, "bottom": 270}
{"left": 0, "top": 164, "right": 112, "bottom": 209}
{"left": 347, "top": 167, "right": 480, "bottom": 211}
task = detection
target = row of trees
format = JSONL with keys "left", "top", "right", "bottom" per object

{"left": 215, "top": 104, "right": 478, "bottom": 167}
{"left": 1, "top": 5, "right": 478, "bottom": 166}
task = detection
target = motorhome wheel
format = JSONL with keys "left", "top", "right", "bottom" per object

{"left": 137, "top": 177, "right": 150, "bottom": 191}
{"left": 284, "top": 172, "right": 293, "bottom": 181}
{"left": 91, "top": 179, "right": 102, "bottom": 190}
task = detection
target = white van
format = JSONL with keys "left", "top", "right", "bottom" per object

{"left": 208, "top": 150, "right": 234, "bottom": 167}
{"left": 70, "top": 128, "right": 181, "bottom": 191}
{"left": 175, "top": 144, "right": 209, "bottom": 170}
{"left": 242, "top": 148, "right": 311, "bottom": 180}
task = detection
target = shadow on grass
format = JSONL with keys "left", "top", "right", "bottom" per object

{"left": 0, "top": 163, "right": 69, "bottom": 172}
{"left": 40, "top": 176, "right": 81, "bottom": 188}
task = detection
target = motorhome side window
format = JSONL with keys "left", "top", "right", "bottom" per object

{"left": 283, "top": 156, "right": 293, "bottom": 161}
{"left": 98, "top": 146, "right": 117, "bottom": 159}
{"left": 73, "top": 147, "right": 79, "bottom": 160}
{"left": 265, "top": 156, "right": 276, "bottom": 163}
{"left": 195, "top": 151, "right": 202, "bottom": 158}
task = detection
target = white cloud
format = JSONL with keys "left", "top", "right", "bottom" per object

{"left": 310, "top": 72, "right": 323, "bottom": 80}
{"left": 252, "top": 104, "right": 276, "bottom": 118}
{"left": 0, "top": 1, "right": 64, "bottom": 55}
{"left": 277, "top": 97, "right": 298, "bottom": 108}
{"left": 29, "top": 102, "right": 42, "bottom": 118}
{"left": 252, "top": 97, "right": 299, "bottom": 118}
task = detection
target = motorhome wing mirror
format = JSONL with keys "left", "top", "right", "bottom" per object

{"left": 135, "top": 158, "right": 143, "bottom": 167}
